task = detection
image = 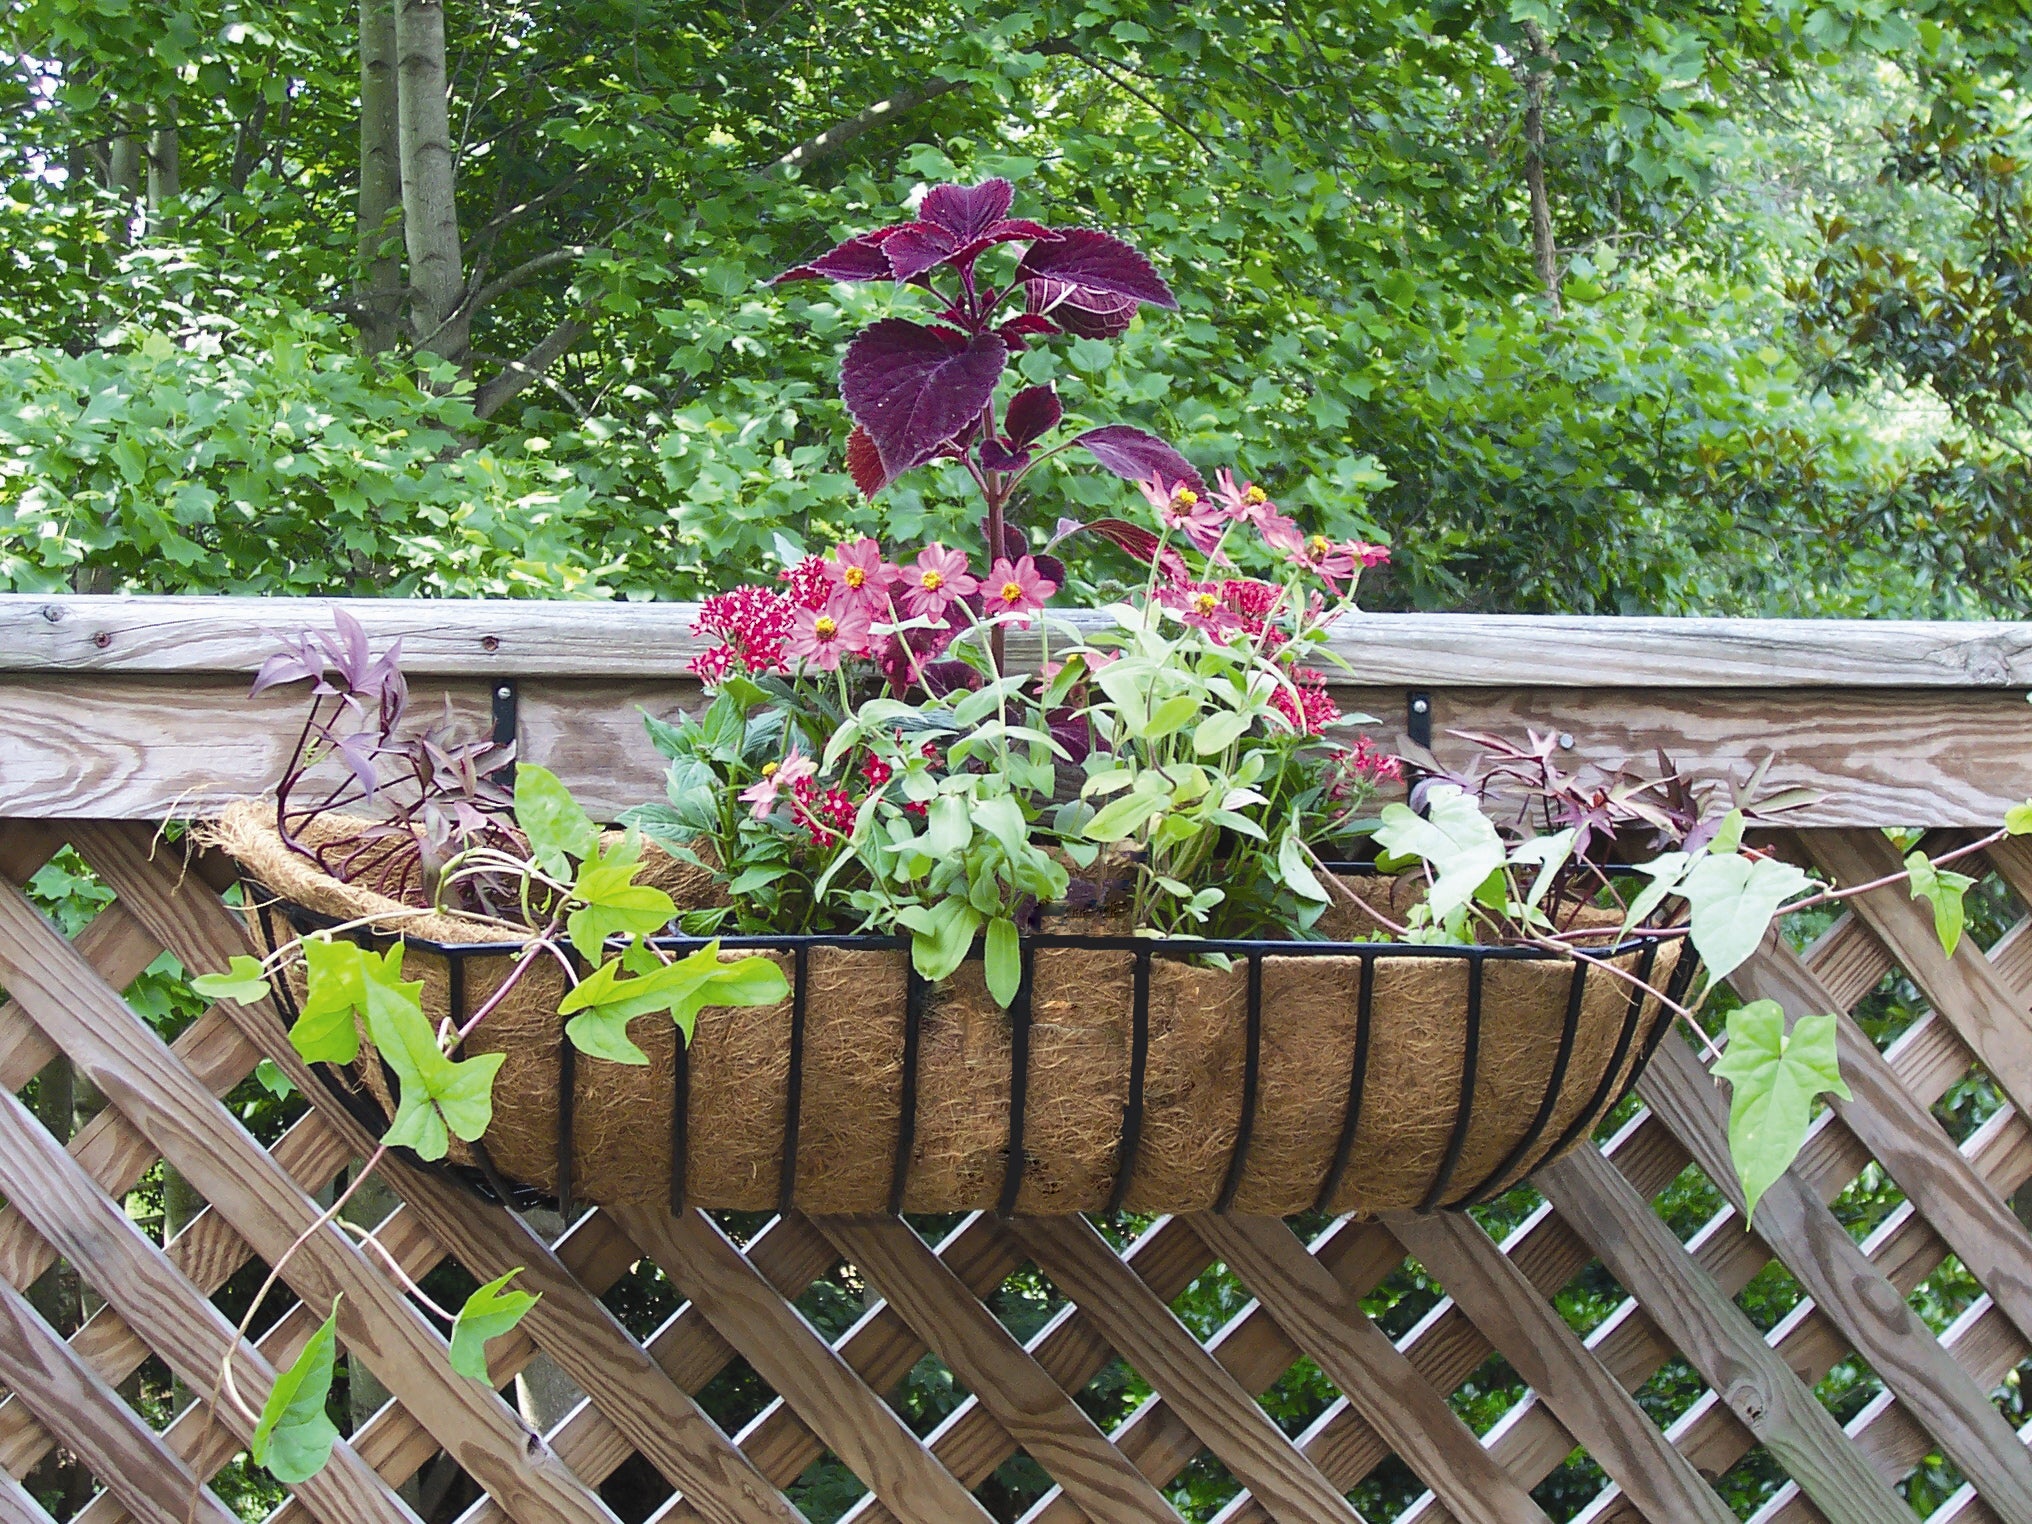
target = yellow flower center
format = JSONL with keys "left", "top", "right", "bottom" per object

{"left": 1245, "top": 485, "right": 1268, "bottom": 505}
{"left": 1308, "top": 535, "right": 1331, "bottom": 557}
{"left": 814, "top": 615, "right": 838, "bottom": 639}
{"left": 921, "top": 570, "right": 944, "bottom": 592}
{"left": 843, "top": 565, "right": 866, "bottom": 588}
{"left": 1193, "top": 592, "right": 1218, "bottom": 615}
{"left": 762, "top": 761, "right": 779, "bottom": 779}
{"left": 1173, "top": 488, "right": 1199, "bottom": 508}
{"left": 1001, "top": 580, "right": 1025, "bottom": 603}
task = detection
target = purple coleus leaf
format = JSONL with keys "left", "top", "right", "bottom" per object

{"left": 1016, "top": 228, "right": 1176, "bottom": 311}
{"left": 1072, "top": 425, "right": 1205, "bottom": 497}
{"left": 772, "top": 233, "right": 896, "bottom": 285}
{"left": 846, "top": 426, "right": 893, "bottom": 500}
{"left": 841, "top": 319, "right": 1008, "bottom": 474}
{"left": 880, "top": 180, "right": 1065, "bottom": 282}
{"left": 920, "top": 179, "right": 1016, "bottom": 240}
{"left": 1066, "top": 517, "right": 1189, "bottom": 585}
{"left": 998, "top": 313, "right": 1061, "bottom": 350}
{"left": 1003, "top": 385, "right": 1062, "bottom": 451}
{"left": 978, "top": 438, "right": 1030, "bottom": 472}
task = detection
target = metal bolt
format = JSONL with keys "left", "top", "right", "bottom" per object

{"left": 480, "top": 634, "right": 500, "bottom": 652}
{"left": 41, "top": 604, "right": 62, "bottom": 623}
{"left": 93, "top": 631, "right": 112, "bottom": 649}
{"left": 1558, "top": 732, "right": 1574, "bottom": 750}
{"left": 497, "top": 685, "right": 513, "bottom": 701}
{"left": 1411, "top": 697, "right": 1430, "bottom": 716}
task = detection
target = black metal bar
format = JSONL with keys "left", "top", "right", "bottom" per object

{"left": 1421, "top": 949, "right": 1485, "bottom": 1212}
{"left": 1407, "top": 690, "right": 1432, "bottom": 747}
{"left": 557, "top": 1029, "right": 577, "bottom": 1220}
{"left": 1637, "top": 940, "right": 1702, "bottom": 1068}
{"left": 1314, "top": 951, "right": 1375, "bottom": 1215}
{"left": 997, "top": 942, "right": 1036, "bottom": 1217}
{"left": 668, "top": 1022, "right": 689, "bottom": 1216}
{"left": 1106, "top": 947, "right": 1153, "bottom": 1216}
{"left": 1214, "top": 952, "right": 1264, "bottom": 1213}
{"left": 777, "top": 945, "right": 808, "bottom": 1215}
{"left": 488, "top": 681, "right": 518, "bottom": 785}
{"left": 1540, "top": 939, "right": 1660, "bottom": 1166}
{"left": 1463, "top": 956, "right": 1589, "bottom": 1205}
{"left": 889, "top": 966, "right": 925, "bottom": 1216}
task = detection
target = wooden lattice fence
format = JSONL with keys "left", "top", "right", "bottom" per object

{"left": 4, "top": 596, "right": 2032, "bottom": 1524}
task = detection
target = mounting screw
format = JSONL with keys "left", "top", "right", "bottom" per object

{"left": 1558, "top": 732, "right": 1574, "bottom": 750}
{"left": 41, "top": 604, "right": 62, "bottom": 623}
{"left": 480, "top": 634, "right": 500, "bottom": 652}
{"left": 497, "top": 685, "right": 513, "bottom": 701}
{"left": 1411, "top": 697, "right": 1430, "bottom": 716}
{"left": 93, "top": 631, "right": 112, "bottom": 649}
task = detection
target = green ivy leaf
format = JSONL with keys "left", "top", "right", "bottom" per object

{"left": 2007, "top": 801, "right": 2032, "bottom": 836}
{"left": 288, "top": 938, "right": 403, "bottom": 1066}
{"left": 566, "top": 832, "right": 677, "bottom": 963}
{"left": 251, "top": 1297, "right": 340, "bottom": 1484}
{"left": 1906, "top": 850, "right": 1975, "bottom": 958}
{"left": 1374, "top": 784, "right": 1506, "bottom": 921}
{"left": 254, "top": 1058, "right": 296, "bottom": 1099}
{"left": 1277, "top": 829, "right": 1330, "bottom": 903}
{"left": 560, "top": 943, "right": 787, "bottom": 1063}
{"left": 515, "top": 764, "right": 599, "bottom": 878}
{"left": 1677, "top": 852, "right": 1809, "bottom": 979}
{"left": 448, "top": 1269, "right": 541, "bottom": 1382}
{"left": 190, "top": 954, "right": 270, "bottom": 1004}
{"left": 365, "top": 973, "right": 505, "bottom": 1159}
{"left": 984, "top": 916, "right": 1022, "bottom": 1007}
{"left": 1711, "top": 1001, "right": 1850, "bottom": 1220}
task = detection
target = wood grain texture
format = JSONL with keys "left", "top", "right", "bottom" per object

{"left": 1635, "top": 1031, "right": 2032, "bottom": 1519}
{"left": 10, "top": 595, "right": 2032, "bottom": 687}
{"left": 0, "top": 1270, "right": 240, "bottom": 1524}
{"left": 9, "top": 676, "right": 2032, "bottom": 826}
{"left": 1535, "top": 1143, "right": 1915, "bottom": 1524}
{"left": 613, "top": 1205, "right": 997, "bottom": 1524}
{"left": 0, "top": 1078, "right": 417, "bottom": 1524}
{"left": 1189, "top": 1214, "right": 1549, "bottom": 1524}
{"left": 1009, "top": 1214, "right": 1365, "bottom": 1524}
{"left": 1382, "top": 1208, "right": 1736, "bottom": 1524}
{"left": 817, "top": 1216, "right": 1184, "bottom": 1524}
{"left": 0, "top": 879, "right": 621, "bottom": 1524}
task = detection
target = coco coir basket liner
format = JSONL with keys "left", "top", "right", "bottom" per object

{"left": 218, "top": 805, "right": 1694, "bottom": 1217}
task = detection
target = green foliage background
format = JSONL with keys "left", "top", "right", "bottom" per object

{"left": 9, "top": 0, "right": 2032, "bottom": 1518}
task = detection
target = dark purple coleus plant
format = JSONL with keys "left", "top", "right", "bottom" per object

{"left": 774, "top": 178, "right": 1205, "bottom": 588}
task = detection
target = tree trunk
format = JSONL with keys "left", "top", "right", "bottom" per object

{"left": 106, "top": 133, "right": 141, "bottom": 247}
{"left": 358, "top": 0, "right": 405, "bottom": 353}
{"left": 146, "top": 113, "right": 179, "bottom": 237}
{"left": 395, "top": 0, "right": 466, "bottom": 362}
{"left": 25, "top": 1057, "right": 93, "bottom": 1515}
{"left": 1518, "top": 21, "right": 1560, "bottom": 314}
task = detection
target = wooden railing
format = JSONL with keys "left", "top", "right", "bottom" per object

{"left": 3, "top": 593, "right": 2032, "bottom": 1524}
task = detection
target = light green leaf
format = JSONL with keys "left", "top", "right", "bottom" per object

{"left": 515, "top": 764, "right": 599, "bottom": 877}
{"left": 1192, "top": 709, "right": 1251, "bottom": 755}
{"left": 895, "top": 898, "right": 982, "bottom": 982}
{"left": 2006, "top": 801, "right": 2032, "bottom": 836}
{"left": 984, "top": 917, "right": 1022, "bottom": 1007}
{"left": 1084, "top": 790, "right": 1168, "bottom": 842}
{"left": 561, "top": 944, "right": 787, "bottom": 1061}
{"left": 1374, "top": 784, "right": 1506, "bottom": 921}
{"left": 254, "top": 1058, "right": 296, "bottom": 1099}
{"left": 567, "top": 832, "right": 677, "bottom": 963}
{"left": 926, "top": 794, "right": 973, "bottom": 856}
{"left": 251, "top": 1298, "right": 340, "bottom": 1484}
{"left": 287, "top": 937, "right": 377, "bottom": 1065}
{"left": 1510, "top": 829, "right": 1577, "bottom": 911}
{"left": 1277, "top": 830, "right": 1330, "bottom": 903}
{"left": 1677, "top": 852, "right": 1809, "bottom": 979}
{"left": 449, "top": 1269, "right": 541, "bottom": 1382}
{"left": 365, "top": 975, "right": 504, "bottom": 1159}
{"left": 1710, "top": 808, "right": 1746, "bottom": 856}
{"left": 1712, "top": 1001, "right": 1850, "bottom": 1219}
{"left": 1621, "top": 852, "right": 1690, "bottom": 936}
{"left": 1905, "top": 850, "right": 1974, "bottom": 958}
{"left": 1143, "top": 693, "right": 1201, "bottom": 739}
{"left": 973, "top": 794, "right": 1030, "bottom": 859}
{"left": 190, "top": 954, "right": 270, "bottom": 1004}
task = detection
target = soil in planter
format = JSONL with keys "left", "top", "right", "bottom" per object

{"left": 214, "top": 801, "right": 1682, "bottom": 1217}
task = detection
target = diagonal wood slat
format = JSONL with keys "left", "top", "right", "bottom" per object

{"left": 1636, "top": 1030, "right": 2032, "bottom": 1519}
{"left": 817, "top": 1215, "right": 1185, "bottom": 1524}
{"left": 1188, "top": 1213, "right": 1551, "bottom": 1524}
{"left": 1534, "top": 1141, "right": 1915, "bottom": 1524}
{"left": 1010, "top": 1214, "right": 1366, "bottom": 1524}
{"left": 0, "top": 875, "right": 622, "bottom": 1524}
{"left": 1382, "top": 1208, "right": 1738, "bottom": 1524}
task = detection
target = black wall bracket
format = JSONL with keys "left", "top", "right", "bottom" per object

{"left": 1406, "top": 689, "right": 1432, "bottom": 748}
{"left": 489, "top": 680, "right": 519, "bottom": 784}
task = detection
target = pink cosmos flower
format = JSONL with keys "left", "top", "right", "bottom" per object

{"left": 1211, "top": 468, "right": 1280, "bottom": 526}
{"left": 1158, "top": 579, "right": 1244, "bottom": 636}
{"left": 783, "top": 595, "right": 873, "bottom": 670}
{"left": 984, "top": 555, "right": 1056, "bottom": 625}
{"left": 826, "top": 537, "right": 898, "bottom": 615}
{"left": 1254, "top": 507, "right": 1307, "bottom": 556}
{"left": 739, "top": 741, "right": 817, "bottom": 819}
{"left": 899, "top": 544, "right": 979, "bottom": 621}
{"left": 1293, "top": 534, "right": 1391, "bottom": 590}
{"left": 1138, "top": 475, "right": 1226, "bottom": 556}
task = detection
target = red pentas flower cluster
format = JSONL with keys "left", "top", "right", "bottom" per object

{"left": 1271, "top": 668, "right": 1342, "bottom": 736}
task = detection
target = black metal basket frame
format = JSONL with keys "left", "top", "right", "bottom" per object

{"left": 252, "top": 895, "right": 1698, "bottom": 1220}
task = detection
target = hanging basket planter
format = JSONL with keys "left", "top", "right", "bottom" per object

{"left": 220, "top": 803, "right": 1693, "bottom": 1218}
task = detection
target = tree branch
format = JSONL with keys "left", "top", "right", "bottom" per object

{"left": 466, "top": 245, "right": 586, "bottom": 316}
{"left": 756, "top": 77, "right": 968, "bottom": 181}
{"left": 1516, "top": 20, "right": 1561, "bottom": 314}
{"left": 473, "top": 315, "right": 591, "bottom": 418}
